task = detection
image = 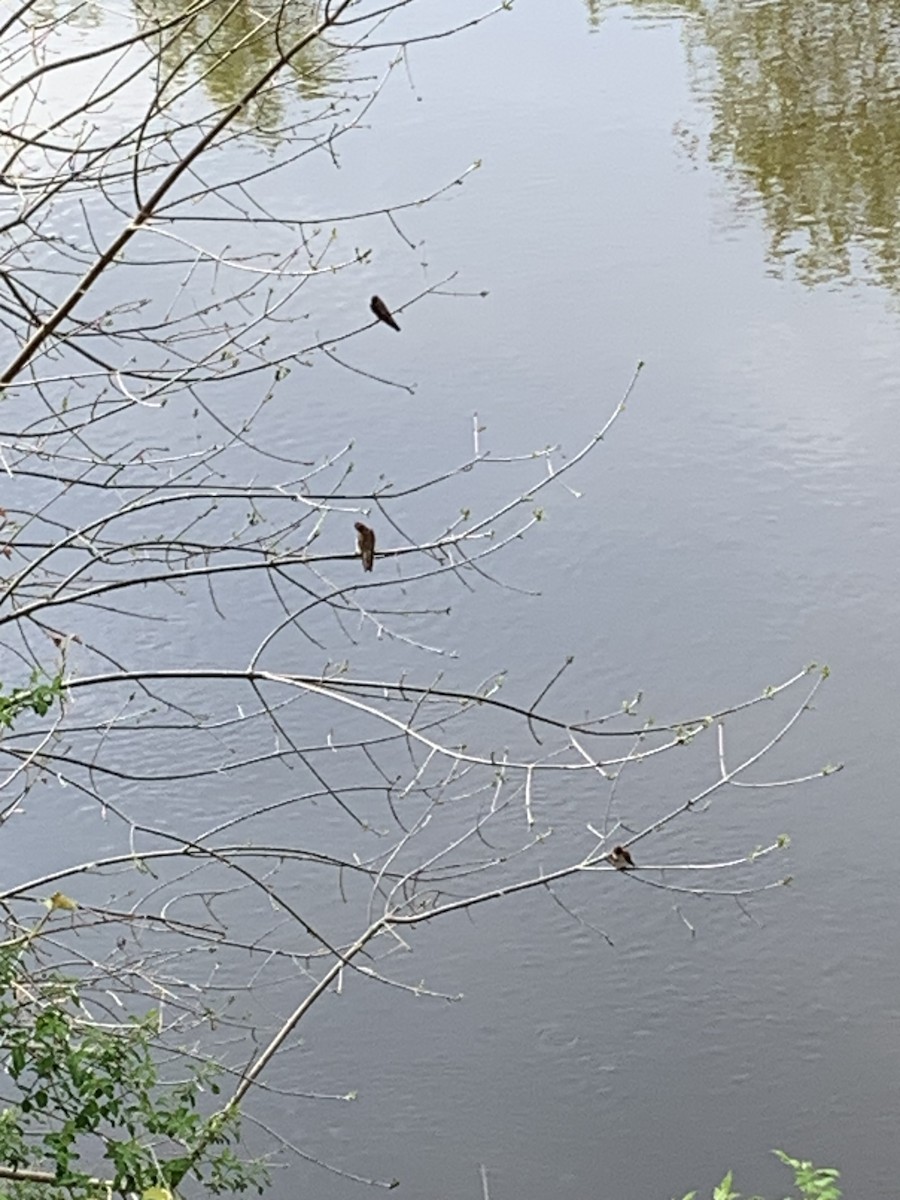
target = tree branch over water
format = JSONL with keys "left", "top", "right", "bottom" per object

{"left": 0, "top": 0, "right": 838, "bottom": 1195}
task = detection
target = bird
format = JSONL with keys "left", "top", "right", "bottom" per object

{"left": 609, "top": 845, "right": 635, "bottom": 871}
{"left": 355, "top": 521, "right": 376, "bottom": 572}
{"left": 370, "top": 295, "right": 400, "bottom": 331}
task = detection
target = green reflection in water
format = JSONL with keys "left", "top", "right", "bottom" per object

{"left": 135, "top": 0, "right": 341, "bottom": 141}
{"left": 585, "top": 0, "right": 603, "bottom": 27}
{"left": 21, "top": 0, "right": 107, "bottom": 29}
{"left": 586, "top": 0, "right": 900, "bottom": 293}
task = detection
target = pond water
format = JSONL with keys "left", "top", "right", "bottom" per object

{"left": 4, "top": 1, "right": 900, "bottom": 1197}
{"left": 285, "top": 3, "right": 900, "bottom": 1197}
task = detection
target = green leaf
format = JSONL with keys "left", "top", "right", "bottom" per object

{"left": 712, "top": 1170, "right": 738, "bottom": 1200}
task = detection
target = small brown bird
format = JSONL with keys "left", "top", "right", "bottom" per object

{"left": 370, "top": 295, "right": 400, "bottom": 331}
{"left": 609, "top": 845, "right": 635, "bottom": 871}
{"left": 355, "top": 521, "right": 376, "bottom": 572}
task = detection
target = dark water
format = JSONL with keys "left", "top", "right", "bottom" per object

{"left": 4, "top": 1, "right": 900, "bottom": 1197}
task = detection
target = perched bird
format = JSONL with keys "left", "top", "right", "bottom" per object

{"left": 355, "top": 521, "right": 376, "bottom": 572}
{"left": 609, "top": 845, "right": 635, "bottom": 871}
{"left": 370, "top": 295, "right": 400, "bottom": 331}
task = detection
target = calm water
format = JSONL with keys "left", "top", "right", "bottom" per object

{"left": 5, "top": 1, "right": 900, "bottom": 1197}
{"left": 282, "top": 4, "right": 900, "bottom": 1198}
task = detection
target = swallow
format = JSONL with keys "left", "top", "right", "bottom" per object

{"left": 609, "top": 845, "right": 635, "bottom": 870}
{"left": 370, "top": 295, "right": 400, "bottom": 331}
{"left": 355, "top": 521, "right": 376, "bottom": 572}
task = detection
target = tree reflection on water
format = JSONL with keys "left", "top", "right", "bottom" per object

{"left": 586, "top": 0, "right": 900, "bottom": 294}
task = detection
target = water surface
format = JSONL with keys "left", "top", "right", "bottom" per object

{"left": 5, "top": 1, "right": 900, "bottom": 1197}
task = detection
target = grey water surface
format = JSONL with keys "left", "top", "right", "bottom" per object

{"left": 277, "top": 5, "right": 900, "bottom": 1199}
{"left": 9, "top": 1, "right": 900, "bottom": 1197}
